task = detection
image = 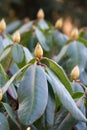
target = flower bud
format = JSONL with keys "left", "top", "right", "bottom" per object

{"left": 34, "top": 43, "right": 43, "bottom": 58}
{"left": 55, "top": 18, "right": 63, "bottom": 29}
{"left": 0, "top": 88, "right": 3, "bottom": 101}
{"left": 26, "top": 127, "right": 31, "bottom": 130}
{"left": 37, "top": 9, "right": 45, "bottom": 19}
{"left": 13, "top": 31, "right": 20, "bottom": 43}
{"left": 71, "top": 65, "right": 80, "bottom": 80}
{"left": 0, "top": 19, "right": 6, "bottom": 33}
{"left": 85, "top": 88, "right": 87, "bottom": 96}
{"left": 71, "top": 28, "right": 79, "bottom": 40}
{"left": 32, "top": 25, "right": 36, "bottom": 31}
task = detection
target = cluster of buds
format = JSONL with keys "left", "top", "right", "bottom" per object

{"left": 0, "top": 19, "right": 6, "bottom": 33}
{"left": 34, "top": 43, "right": 43, "bottom": 59}
{"left": 71, "top": 28, "right": 79, "bottom": 40}
{"left": 55, "top": 18, "right": 63, "bottom": 29}
{"left": 70, "top": 65, "right": 80, "bottom": 80}
{"left": 13, "top": 30, "right": 21, "bottom": 43}
{"left": 37, "top": 9, "right": 45, "bottom": 19}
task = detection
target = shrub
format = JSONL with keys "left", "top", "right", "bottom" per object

{"left": 0, "top": 10, "right": 87, "bottom": 130}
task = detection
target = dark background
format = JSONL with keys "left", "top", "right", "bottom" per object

{"left": 0, "top": 0, "right": 87, "bottom": 27}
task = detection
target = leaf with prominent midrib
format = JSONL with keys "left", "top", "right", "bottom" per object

{"left": 47, "top": 68, "right": 87, "bottom": 122}
{"left": 18, "top": 64, "right": 48, "bottom": 125}
{"left": 44, "top": 58, "right": 72, "bottom": 94}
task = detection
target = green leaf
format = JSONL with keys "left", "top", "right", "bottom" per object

{"left": 54, "top": 107, "right": 68, "bottom": 130}
{"left": 78, "top": 37, "right": 87, "bottom": 47}
{"left": 47, "top": 69, "right": 87, "bottom": 122}
{"left": 12, "top": 44, "right": 24, "bottom": 64}
{"left": 19, "top": 21, "right": 33, "bottom": 34}
{"left": 38, "top": 19, "right": 49, "bottom": 30}
{"left": 65, "top": 41, "right": 87, "bottom": 72}
{"left": 6, "top": 20, "right": 22, "bottom": 33}
{"left": 0, "top": 64, "right": 8, "bottom": 81}
{"left": 35, "top": 28, "right": 49, "bottom": 51}
{"left": 40, "top": 83, "right": 56, "bottom": 129}
{"left": 18, "top": 64, "right": 48, "bottom": 125}
{"left": 7, "top": 84, "right": 18, "bottom": 100}
{"left": 56, "top": 113, "right": 77, "bottom": 130}
{"left": 0, "top": 45, "right": 12, "bottom": 62}
{"left": 44, "top": 58, "right": 72, "bottom": 94}
{"left": 53, "top": 30, "right": 68, "bottom": 47}
{"left": 0, "top": 73, "right": 5, "bottom": 86}
{"left": 23, "top": 47, "right": 33, "bottom": 63}
{"left": 2, "top": 59, "right": 35, "bottom": 94}
{"left": 54, "top": 45, "right": 69, "bottom": 63}
{"left": 0, "top": 112, "right": 10, "bottom": 130}
{"left": 45, "top": 83, "right": 56, "bottom": 128}
{"left": 3, "top": 103, "right": 20, "bottom": 128}
{"left": 56, "top": 98, "right": 85, "bottom": 130}
{"left": 72, "top": 92, "right": 84, "bottom": 99}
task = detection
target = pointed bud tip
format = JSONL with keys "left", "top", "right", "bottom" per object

{"left": 71, "top": 28, "right": 79, "bottom": 40}
{"left": 34, "top": 43, "right": 43, "bottom": 58}
{"left": 55, "top": 18, "right": 63, "bottom": 29}
{"left": 13, "top": 30, "right": 21, "bottom": 43}
{"left": 37, "top": 8, "right": 45, "bottom": 19}
{"left": 71, "top": 65, "right": 80, "bottom": 80}
{"left": 26, "top": 127, "right": 31, "bottom": 130}
{"left": 0, "top": 18, "right": 6, "bottom": 33}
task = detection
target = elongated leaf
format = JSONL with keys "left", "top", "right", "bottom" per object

{"left": 47, "top": 69, "right": 87, "bottom": 122}
{"left": 7, "top": 84, "right": 18, "bottom": 100}
{"left": 23, "top": 47, "right": 33, "bottom": 63}
{"left": 2, "top": 36, "right": 13, "bottom": 48}
{"left": 2, "top": 59, "right": 35, "bottom": 94}
{"left": 72, "top": 92, "right": 84, "bottom": 99}
{"left": 57, "top": 113, "right": 77, "bottom": 130}
{"left": 0, "top": 64, "right": 18, "bottom": 100}
{"left": 40, "top": 83, "right": 56, "bottom": 130}
{"left": 44, "top": 58, "right": 72, "bottom": 94}
{"left": 75, "top": 122, "right": 86, "bottom": 130}
{"left": 7, "top": 20, "right": 22, "bottom": 33}
{"left": 3, "top": 103, "right": 20, "bottom": 127}
{"left": 53, "top": 30, "right": 68, "bottom": 47}
{"left": 38, "top": 19, "right": 49, "bottom": 30}
{"left": 54, "top": 107, "right": 68, "bottom": 130}
{"left": 0, "top": 112, "right": 10, "bottom": 130}
{"left": 12, "top": 44, "right": 24, "bottom": 64}
{"left": 0, "top": 45, "right": 12, "bottom": 62}
{"left": 0, "top": 73, "right": 5, "bottom": 86}
{"left": 45, "top": 84, "right": 56, "bottom": 128}
{"left": 0, "top": 64, "right": 8, "bottom": 81}
{"left": 54, "top": 45, "right": 69, "bottom": 62}
{"left": 19, "top": 21, "right": 33, "bottom": 34}
{"left": 56, "top": 98, "right": 85, "bottom": 130}
{"left": 78, "top": 37, "right": 87, "bottom": 47}
{"left": 35, "top": 28, "right": 49, "bottom": 51}
{"left": 18, "top": 64, "right": 48, "bottom": 125}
